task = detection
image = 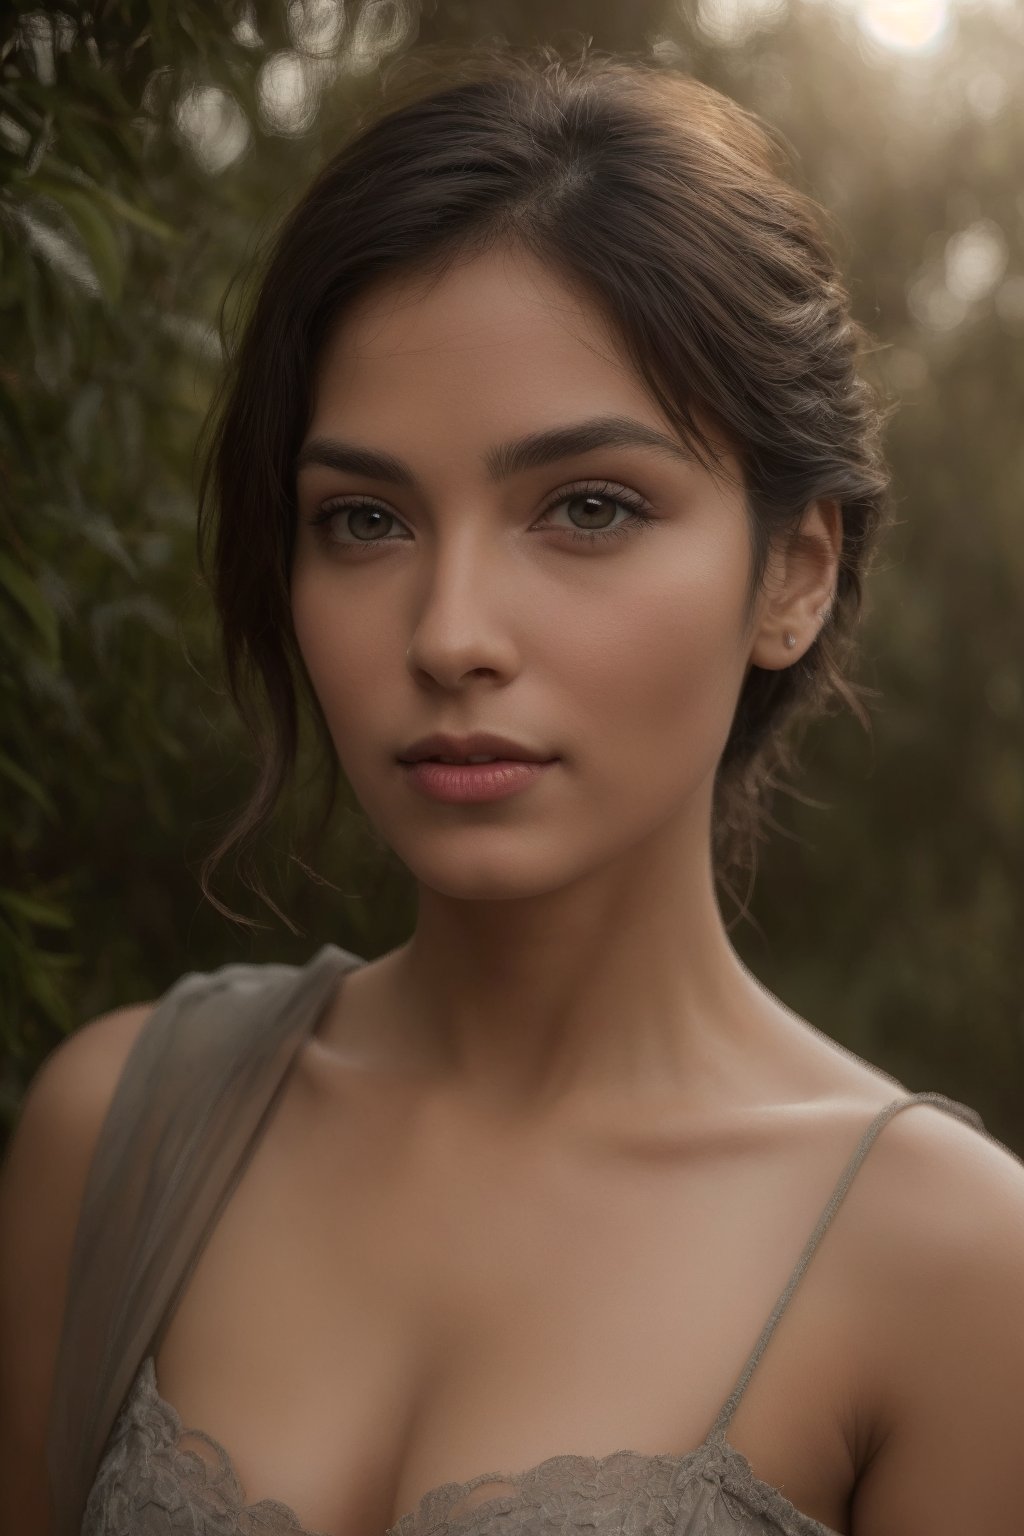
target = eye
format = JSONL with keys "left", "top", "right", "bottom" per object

{"left": 307, "top": 500, "right": 409, "bottom": 550}
{"left": 537, "top": 481, "right": 657, "bottom": 546}
{"left": 304, "top": 479, "right": 657, "bottom": 555}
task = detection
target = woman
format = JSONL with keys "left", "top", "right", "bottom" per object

{"left": 3, "top": 44, "right": 1022, "bottom": 1536}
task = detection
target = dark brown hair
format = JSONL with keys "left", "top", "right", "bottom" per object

{"left": 197, "top": 42, "right": 893, "bottom": 928}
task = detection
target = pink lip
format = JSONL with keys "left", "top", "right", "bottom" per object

{"left": 400, "top": 759, "right": 557, "bottom": 803}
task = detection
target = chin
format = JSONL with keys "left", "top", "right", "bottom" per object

{"left": 383, "top": 830, "right": 583, "bottom": 903}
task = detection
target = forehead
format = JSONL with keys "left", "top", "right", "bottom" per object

{"left": 309, "top": 244, "right": 673, "bottom": 437}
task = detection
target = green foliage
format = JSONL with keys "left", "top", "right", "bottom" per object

{"left": 1, "top": 1, "right": 1021, "bottom": 1154}
{"left": 0, "top": 0, "right": 355, "bottom": 1097}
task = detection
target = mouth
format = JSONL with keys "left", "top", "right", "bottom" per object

{"left": 396, "top": 733, "right": 557, "bottom": 766}
{"left": 398, "top": 756, "right": 558, "bottom": 803}
{"left": 403, "top": 754, "right": 552, "bottom": 765}
{"left": 416, "top": 755, "right": 497, "bottom": 764}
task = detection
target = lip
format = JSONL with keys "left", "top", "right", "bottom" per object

{"left": 400, "top": 759, "right": 556, "bottom": 803}
{"left": 396, "top": 731, "right": 556, "bottom": 765}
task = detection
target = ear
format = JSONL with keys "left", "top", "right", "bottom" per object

{"left": 748, "top": 498, "right": 842, "bottom": 671}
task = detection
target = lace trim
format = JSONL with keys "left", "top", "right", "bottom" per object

{"left": 89, "top": 1355, "right": 840, "bottom": 1536}
{"left": 97, "top": 1355, "right": 331, "bottom": 1536}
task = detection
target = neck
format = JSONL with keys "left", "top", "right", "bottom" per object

{"left": 354, "top": 798, "right": 786, "bottom": 1120}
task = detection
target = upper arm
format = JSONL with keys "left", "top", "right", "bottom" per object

{"left": 0, "top": 1002, "right": 155, "bottom": 1536}
{"left": 851, "top": 1108, "right": 1024, "bottom": 1535}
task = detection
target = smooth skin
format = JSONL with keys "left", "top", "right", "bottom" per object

{"left": 2, "top": 243, "right": 1022, "bottom": 1536}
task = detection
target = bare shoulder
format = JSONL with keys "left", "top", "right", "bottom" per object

{"left": 26, "top": 1001, "right": 157, "bottom": 1116}
{"left": 855, "top": 1096, "right": 1024, "bottom": 1266}
{"left": 847, "top": 1098, "right": 1024, "bottom": 1535}
{"left": 3, "top": 999, "right": 158, "bottom": 1198}
{"left": 0, "top": 1000, "right": 155, "bottom": 1536}
{"left": 1, "top": 997, "right": 158, "bottom": 1235}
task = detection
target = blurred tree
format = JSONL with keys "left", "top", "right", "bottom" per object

{"left": 0, "top": 1, "right": 406, "bottom": 1133}
{"left": 1, "top": 0, "right": 1021, "bottom": 1152}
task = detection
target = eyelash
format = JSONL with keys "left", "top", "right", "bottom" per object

{"left": 305, "top": 480, "right": 657, "bottom": 555}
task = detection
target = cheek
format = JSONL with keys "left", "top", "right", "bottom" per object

{"left": 290, "top": 567, "right": 380, "bottom": 750}
{"left": 551, "top": 552, "right": 749, "bottom": 783}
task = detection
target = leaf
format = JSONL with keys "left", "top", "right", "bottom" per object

{"left": 22, "top": 960, "right": 72, "bottom": 1029}
{"left": 79, "top": 513, "right": 139, "bottom": 577}
{"left": 0, "top": 889, "right": 72, "bottom": 930}
{"left": 0, "top": 372, "right": 34, "bottom": 461}
{"left": 28, "top": 178, "right": 124, "bottom": 302}
{"left": 0, "top": 85, "right": 42, "bottom": 137}
{"left": 93, "top": 185, "right": 178, "bottom": 242}
{"left": 32, "top": 950, "right": 79, "bottom": 974}
{"left": 25, "top": 110, "right": 52, "bottom": 177}
{"left": 0, "top": 552, "right": 60, "bottom": 665}
{"left": 0, "top": 750, "right": 57, "bottom": 819}
{"left": 62, "top": 49, "right": 136, "bottom": 117}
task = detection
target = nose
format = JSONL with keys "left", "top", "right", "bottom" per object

{"left": 403, "top": 532, "right": 519, "bottom": 688}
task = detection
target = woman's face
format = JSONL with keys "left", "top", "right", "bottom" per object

{"left": 291, "top": 244, "right": 786, "bottom": 900}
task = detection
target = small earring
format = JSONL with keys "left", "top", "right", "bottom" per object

{"left": 783, "top": 631, "right": 797, "bottom": 649}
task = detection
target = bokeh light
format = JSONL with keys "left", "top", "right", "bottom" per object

{"left": 695, "top": 0, "right": 788, "bottom": 47}
{"left": 944, "top": 219, "right": 1009, "bottom": 303}
{"left": 257, "top": 50, "right": 318, "bottom": 136}
{"left": 345, "top": 0, "right": 419, "bottom": 73}
{"left": 856, "top": 0, "right": 953, "bottom": 52}
{"left": 287, "top": 0, "right": 346, "bottom": 55}
{"left": 172, "top": 84, "right": 251, "bottom": 174}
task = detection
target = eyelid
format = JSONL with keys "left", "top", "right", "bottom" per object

{"left": 308, "top": 493, "right": 410, "bottom": 538}
{"left": 538, "top": 478, "right": 653, "bottom": 516}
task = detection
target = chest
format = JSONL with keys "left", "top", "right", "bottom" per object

{"left": 150, "top": 1075, "right": 871, "bottom": 1536}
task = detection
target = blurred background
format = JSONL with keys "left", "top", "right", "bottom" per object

{"left": 1, "top": 0, "right": 1021, "bottom": 1155}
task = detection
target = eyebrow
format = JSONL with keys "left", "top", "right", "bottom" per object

{"left": 295, "top": 414, "right": 697, "bottom": 486}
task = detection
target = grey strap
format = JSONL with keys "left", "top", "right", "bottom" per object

{"left": 705, "top": 1090, "right": 986, "bottom": 1443}
{"left": 46, "top": 942, "right": 363, "bottom": 1536}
